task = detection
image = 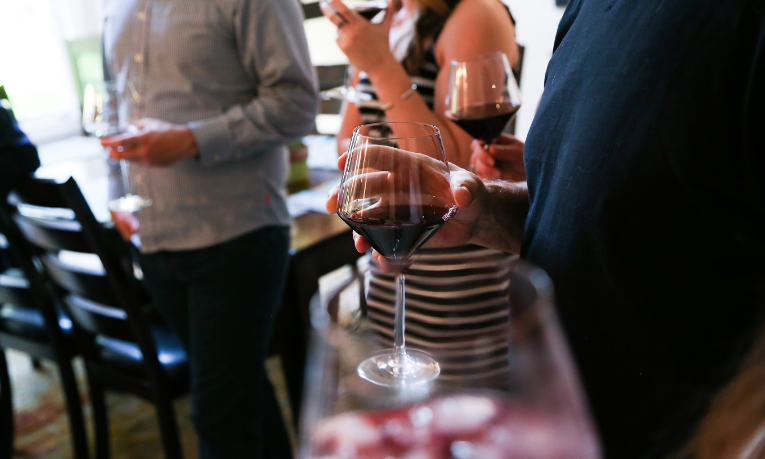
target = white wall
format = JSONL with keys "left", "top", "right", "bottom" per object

{"left": 504, "top": 0, "right": 566, "bottom": 140}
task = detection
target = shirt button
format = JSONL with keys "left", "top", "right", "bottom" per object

{"left": 134, "top": 53, "right": 144, "bottom": 64}
{"left": 137, "top": 11, "right": 147, "bottom": 21}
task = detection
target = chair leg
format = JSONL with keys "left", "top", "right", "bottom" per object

{"left": 0, "top": 350, "right": 14, "bottom": 459}
{"left": 57, "top": 360, "right": 90, "bottom": 459}
{"left": 88, "top": 376, "right": 110, "bottom": 459}
{"left": 155, "top": 400, "right": 183, "bottom": 459}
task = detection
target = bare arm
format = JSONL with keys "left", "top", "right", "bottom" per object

{"left": 325, "top": 0, "right": 518, "bottom": 168}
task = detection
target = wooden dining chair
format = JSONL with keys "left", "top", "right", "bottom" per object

{"left": 4, "top": 176, "right": 189, "bottom": 459}
{"left": 0, "top": 206, "right": 90, "bottom": 459}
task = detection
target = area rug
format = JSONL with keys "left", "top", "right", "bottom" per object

{"left": 8, "top": 350, "right": 294, "bottom": 458}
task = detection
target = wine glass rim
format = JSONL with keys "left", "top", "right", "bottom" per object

{"left": 352, "top": 122, "right": 441, "bottom": 140}
{"left": 450, "top": 50, "right": 509, "bottom": 64}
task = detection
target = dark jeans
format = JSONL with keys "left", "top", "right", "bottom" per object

{"left": 138, "top": 226, "right": 292, "bottom": 459}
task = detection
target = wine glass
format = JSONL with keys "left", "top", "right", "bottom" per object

{"left": 336, "top": 122, "right": 457, "bottom": 387}
{"left": 298, "top": 260, "right": 602, "bottom": 459}
{"left": 81, "top": 81, "right": 152, "bottom": 213}
{"left": 320, "top": 0, "right": 388, "bottom": 103}
{"left": 444, "top": 51, "right": 522, "bottom": 146}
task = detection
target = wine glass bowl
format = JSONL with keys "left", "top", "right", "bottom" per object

{"left": 81, "top": 81, "right": 152, "bottom": 213}
{"left": 337, "top": 122, "right": 457, "bottom": 386}
{"left": 445, "top": 51, "right": 522, "bottom": 145}
{"left": 82, "top": 82, "right": 122, "bottom": 139}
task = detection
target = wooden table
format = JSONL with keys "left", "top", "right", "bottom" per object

{"left": 35, "top": 140, "right": 362, "bottom": 426}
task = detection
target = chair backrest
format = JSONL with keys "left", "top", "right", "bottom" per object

{"left": 0, "top": 204, "right": 70, "bottom": 348}
{"left": 5, "top": 177, "right": 156, "bottom": 361}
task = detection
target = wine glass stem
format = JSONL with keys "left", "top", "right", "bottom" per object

{"left": 120, "top": 159, "right": 131, "bottom": 196}
{"left": 393, "top": 272, "right": 406, "bottom": 355}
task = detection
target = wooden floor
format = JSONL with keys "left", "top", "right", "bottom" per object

{"left": 8, "top": 350, "right": 294, "bottom": 459}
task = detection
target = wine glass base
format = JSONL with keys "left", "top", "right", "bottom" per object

{"left": 357, "top": 348, "right": 440, "bottom": 387}
{"left": 108, "top": 194, "right": 152, "bottom": 213}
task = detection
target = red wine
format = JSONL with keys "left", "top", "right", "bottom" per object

{"left": 339, "top": 203, "right": 455, "bottom": 269}
{"left": 355, "top": 5, "right": 384, "bottom": 20}
{"left": 446, "top": 102, "right": 519, "bottom": 143}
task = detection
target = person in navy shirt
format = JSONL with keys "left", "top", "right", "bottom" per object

{"left": 331, "top": 0, "right": 765, "bottom": 457}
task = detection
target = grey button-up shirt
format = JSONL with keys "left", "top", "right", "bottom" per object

{"left": 103, "top": 0, "right": 318, "bottom": 253}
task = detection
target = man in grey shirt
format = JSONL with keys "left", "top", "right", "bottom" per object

{"left": 100, "top": 0, "right": 318, "bottom": 457}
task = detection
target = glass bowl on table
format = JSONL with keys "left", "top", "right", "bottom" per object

{"left": 298, "top": 260, "right": 602, "bottom": 459}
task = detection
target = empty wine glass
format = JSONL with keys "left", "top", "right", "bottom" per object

{"left": 337, "top": 122, "right": 457, "bottom": 387}
{"left": 298, "top": 260, "right": 602, "bottom": 459}
{"left": 82, "top": 81, "right": 151, "bottom": 213}
{"left": 445, "top": 51, "right": 522, "bottom": 146}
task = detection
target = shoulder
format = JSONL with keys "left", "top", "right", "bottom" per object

{"left": 448, "top": 0, "right": 515, "bottom": 33}
{"left": 437, "top": 0, "right": 517, "bottom": 64}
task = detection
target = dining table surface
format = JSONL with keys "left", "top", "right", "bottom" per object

{"left": 34, "top": 133, "right": 362, "bottom": 425}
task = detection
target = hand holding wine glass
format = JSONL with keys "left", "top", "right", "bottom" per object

{"left": 337, "top": 122, "right": 457, "bottom": 387}
{"left": 445, "top": 51, "right": 522, "bottom": 152}
{"left": 82, "top": 81, "right": 152, "bottom": 213}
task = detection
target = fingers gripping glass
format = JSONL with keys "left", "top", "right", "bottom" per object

{"left": 445, "top": 51, "right": 522, "bottom": 146}
{"left": 337, "top": 122, "right": 458, "bottom": 387}
{"left": 82, "top": 82, "right": 152, "bottom": 213}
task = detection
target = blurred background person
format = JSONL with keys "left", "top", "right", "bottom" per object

{"left": 99, "top": 0, "right": 318, "bottom": 457}
{"left": 321, "top": 0, "right": 521, "bottom": 382}
{"left": 0, "top": 105, "right": 40, "bottom": 272}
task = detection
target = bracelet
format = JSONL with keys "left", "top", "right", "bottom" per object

{"left": 380, "top": 83, "right": 418, "bottom": 111}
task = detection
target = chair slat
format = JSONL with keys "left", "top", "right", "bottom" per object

{"left": 13, "top": 213, "right": 91, "bottom": 254}
{"left": 0, "top": 271, "right": 33, "bottom": 307}
{"left": 40, "top": 254, "right": 120, "bottom": 308}
{"left": 12, "top": 178, "right": 72, "bottom": 210}
{"left": 64, "top": 294, "right": 133, "bottom": 342}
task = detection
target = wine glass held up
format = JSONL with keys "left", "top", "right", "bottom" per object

{"left": 82, "top": 81, "right": 152, "bottom": 214}
{"left": 445, "top": 51, "right": 522, "bottom": 151}
{"left": 337, "top": 122, "right": 457, "bottom": 387}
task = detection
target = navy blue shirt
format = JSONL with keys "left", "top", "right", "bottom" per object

{"left": 523, "top": 0, "right": 765, "bottom": 457}
{"left": 0, "top": 106, "right": 39, "bottom": 198}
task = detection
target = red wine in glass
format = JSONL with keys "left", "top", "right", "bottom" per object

{"left": 445, "top": 51, "right": 522, "bottom": 145}
{"left": 339, "top": 202, "right": 456, "bottom": 272}
{"left": 337, "top": 122, "right": 456, "bottom": 387}
{"left": 446, "top": 101, "right": 520, "bottom": 144}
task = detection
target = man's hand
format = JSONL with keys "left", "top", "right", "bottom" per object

{"left": 110, "top": 211, "right": 139, "bottom": 242}
{"left": 325, "top": 146, "right": 491, "bottom": 269}
{"left": 470, "top": 134, "right": 526, "bottom": 182}
{"left": 101, "top": 118, "right": 199, "bottom": 167}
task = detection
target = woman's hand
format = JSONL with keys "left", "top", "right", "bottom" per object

{"left": 320, "top": 0, "right": 397, "bottom": 75}
{"left": 470, "top": 134, "right": 526, "bottom": 182}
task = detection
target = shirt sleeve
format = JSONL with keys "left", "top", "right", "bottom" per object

{"left": 188, "top": 0, "right": 319, "bottom": 167}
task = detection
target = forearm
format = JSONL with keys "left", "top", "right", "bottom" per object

{"left": 365, "top": 60, "right": 470, "bottom": 167}
{"left": 470, "top": 180, "right": 529, "bottom": 254}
